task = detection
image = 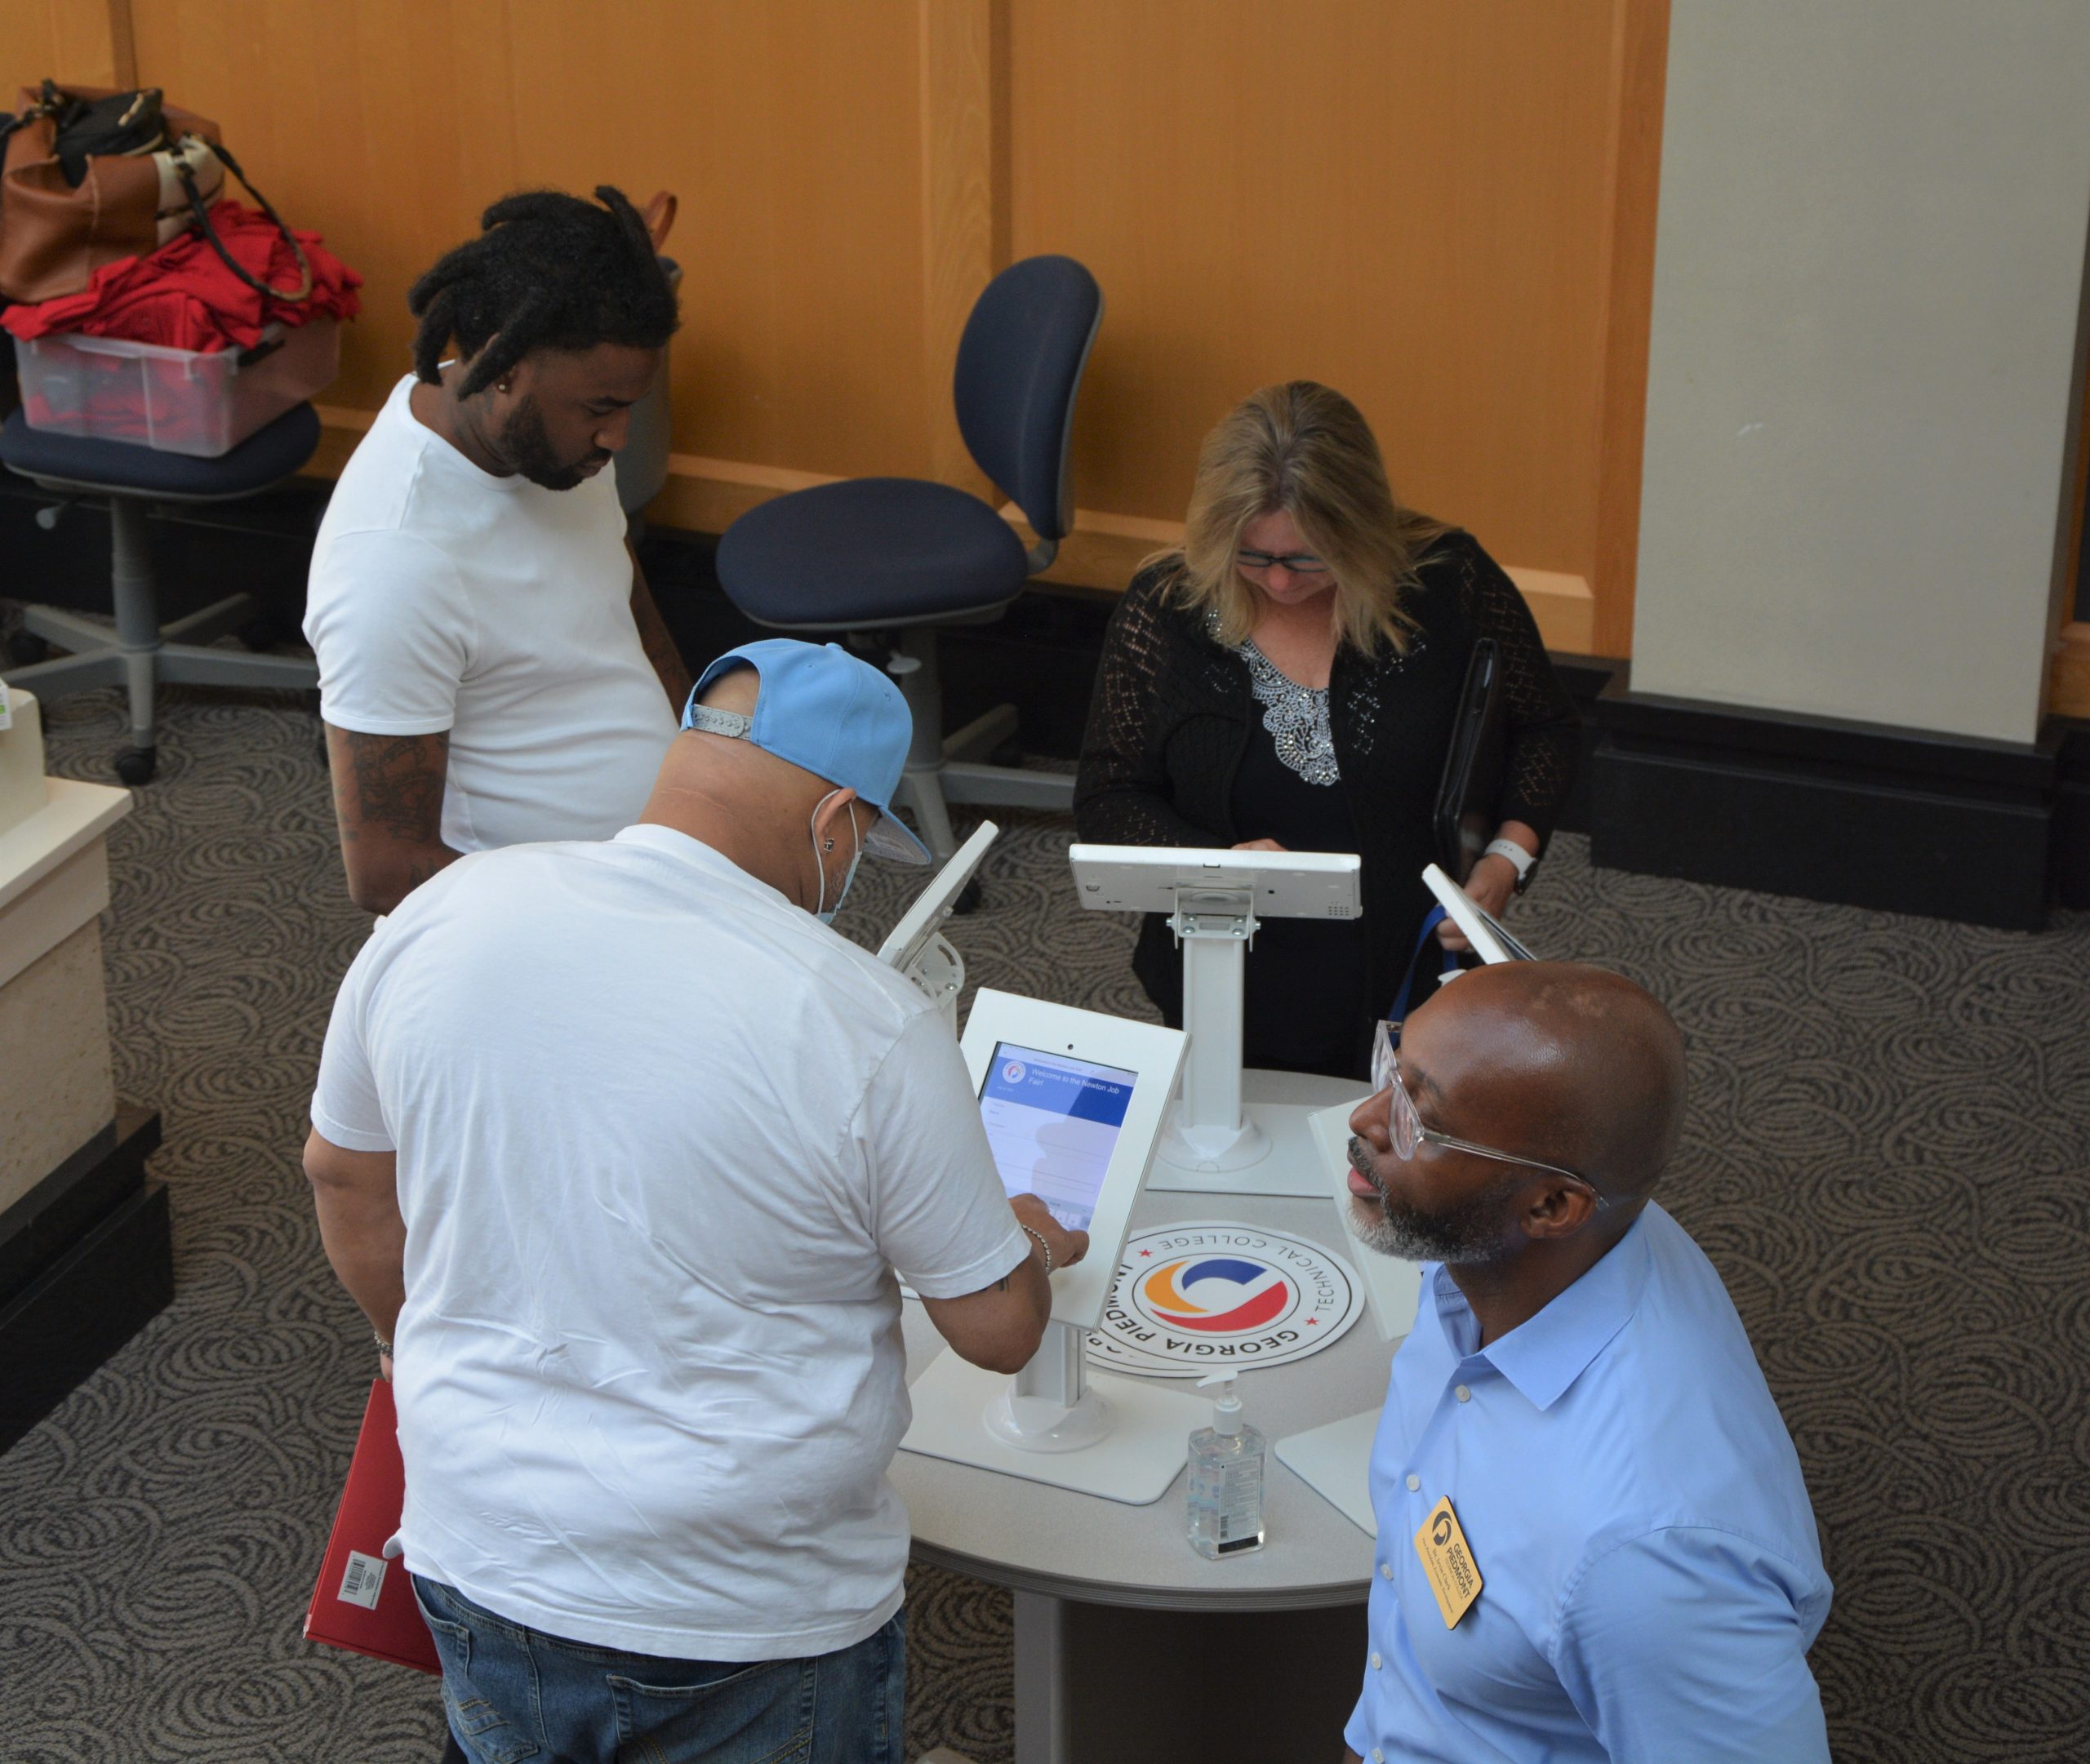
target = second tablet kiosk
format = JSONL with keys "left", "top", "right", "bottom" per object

{"left": 900, "top": 989, "right": 1211, "bottom": 1504}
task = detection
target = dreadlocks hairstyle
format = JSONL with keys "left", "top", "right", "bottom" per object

{"left": 407, "top": 185, "right": 679, "bottom": 396}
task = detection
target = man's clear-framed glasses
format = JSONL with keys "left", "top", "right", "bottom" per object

{"left": 1370, "top": 1021, "right": 1608, "bottom": 1210}
{"left": 1237, "top": 549, "right": 1329, "bottom": 574}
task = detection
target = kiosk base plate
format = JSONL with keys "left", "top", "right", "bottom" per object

{"left": 1274, "top": 1406, "right": 1382, "bottom": 1537}
{"left": 1147, "top": 1098, "right": 1341, "bottom": 1199}
{"left": 901, "top": 1352, "right": 1209, "bottom": 1505}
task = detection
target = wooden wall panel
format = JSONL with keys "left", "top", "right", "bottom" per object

{"left": 1588, "top": 0, "right": 1669, "bottom": 655}
{"left": 1, "top": 1, "right": 119, "bottom": 89}
{"left": 917, "top": 0, "right": 998, "bottom": 497}
{"left": 103, "top": 0, "right": 1657, "bottom": 654}
{"left": 1006, "top": 0, "right": 1620, "bottom": 588}
{"left": 126, "top": 0, "right": 929, "bottom": 480}
{"left": 127, "top": 0, "right": 523, "bottom": 415}
{"left": 497, "top": 2, "right": 928, "bottom": 478}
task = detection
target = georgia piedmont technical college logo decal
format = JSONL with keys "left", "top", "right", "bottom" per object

{"left": 1138, "top": 1255, "right": 1292, "bottom": 1333}
{"left": 1087, "top": 1223, "right": 1365, "bottom": 1377}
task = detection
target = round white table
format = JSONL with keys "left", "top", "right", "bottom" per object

{"left": 895, "top": 1072, "right": 1397, "bottom": 1763}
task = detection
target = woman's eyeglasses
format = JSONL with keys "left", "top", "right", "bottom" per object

{"left": 1237, "top": 549, "right": 1329, "bottom": 574}
{"left": 1370, "top": 1021, "right": 1608, "bottom": 1209}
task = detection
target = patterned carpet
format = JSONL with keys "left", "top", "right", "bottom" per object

{"left": 2, "top": 681, "right": 2087, "bottom": 1764}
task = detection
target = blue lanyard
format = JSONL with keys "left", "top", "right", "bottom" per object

{"left": 1385, "top": 904, "right": 1452, "bottom": 1035}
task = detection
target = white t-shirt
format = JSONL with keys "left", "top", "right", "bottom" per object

{"left": 310, "top": 824, "right": 1028, "bottom": 1660}
{"left": 304, "top": 375, "right": 678, "bottom": 853}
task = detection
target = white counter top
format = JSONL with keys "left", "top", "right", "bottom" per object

{"left": 0, "top": 777, "right": 133, "bottom": 915}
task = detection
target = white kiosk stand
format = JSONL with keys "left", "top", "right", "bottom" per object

{"left": 878, "top": 820, "right": 998, "bottom": 1032}
{"left": 1068, "top": 844, "right": 1361, "bottom": 1198}
{"left": 900, "top": 989, "right": 1210, "bottom": 1504}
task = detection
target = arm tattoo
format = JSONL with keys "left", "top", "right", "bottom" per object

{"left": 324, "top": 726, "right": 461, "bottom": 913}
{"left": 332, "top": 727, "right": 451, "bottom": 844}
{"left": 331, "top": 728, "right": 450, "bottom": 844}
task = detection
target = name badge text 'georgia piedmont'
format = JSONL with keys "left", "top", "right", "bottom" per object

{"left": 1412, "top": 1495, "right": 1483, "bottom": 1628}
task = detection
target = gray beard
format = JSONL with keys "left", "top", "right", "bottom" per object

{"left": 1344, "top": 1138, "right": 1519, "bottom": 1266}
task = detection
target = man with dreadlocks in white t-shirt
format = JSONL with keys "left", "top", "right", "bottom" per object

{"left": 305, "top": 185, "right": 692, "bottom": 919}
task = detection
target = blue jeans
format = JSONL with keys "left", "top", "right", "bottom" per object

{"left": 412, "top": 1576, "right": 905, "bottom": 1764}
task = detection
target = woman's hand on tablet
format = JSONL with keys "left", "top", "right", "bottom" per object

{"left": 1437, "top": 854, "right": 1518, "bottom": 953}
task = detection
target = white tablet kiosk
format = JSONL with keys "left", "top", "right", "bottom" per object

{"left": 900, "top": 989, "right": 1212, "bottom": 1504}
{"left": 1421, "top": 860, "right": 1538, "bottom": 965}
{"left": 878, "top": 820, "right": 998, "bottom": 1031}
{"left": 1069, "top": 843, "right": 1363, "bottom": 1199}
{"left": 1071, "top": 844, "right": 1363, "bottom": 919}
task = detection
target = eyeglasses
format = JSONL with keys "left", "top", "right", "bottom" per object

{"left": 1370, "top": 1022, "right": 1608, "bottom": 1209}
{"left": 1237, "top": 549, "right": 1329, "bottom": 574}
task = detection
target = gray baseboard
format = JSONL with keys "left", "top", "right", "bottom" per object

{"left": 1588, "top": 670, "right": 2064, "bottom": 930}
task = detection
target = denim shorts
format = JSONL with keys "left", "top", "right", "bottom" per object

{"left": 412, "top": 1575, "right": 905, "bottom": 1764}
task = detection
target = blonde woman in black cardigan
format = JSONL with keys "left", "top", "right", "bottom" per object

{"left": 1074, "top": 381, "right": 1578, "bottom": 1081}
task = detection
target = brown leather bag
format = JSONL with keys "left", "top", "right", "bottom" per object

{"left": 0, "top": 82, "right": 309, "bottom": 309}
{"left": 0, "top": 84, "right": 220, "bottom": 302}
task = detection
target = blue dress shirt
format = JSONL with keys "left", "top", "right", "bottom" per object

{"left": 1345, "top": 1202, "right": 1831, "bottom": 1764}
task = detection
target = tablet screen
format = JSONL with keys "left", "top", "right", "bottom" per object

{"left": 977, "top": 1042, "right": 1137, "bottom": 1232}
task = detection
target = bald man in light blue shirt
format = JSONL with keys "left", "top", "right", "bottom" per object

{"left": 1339, "top": 964, "right": 1830, "bottom": 1764}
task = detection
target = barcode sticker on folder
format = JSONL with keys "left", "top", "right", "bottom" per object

{"left": 339, "top": 1549, "right": 388, "bottom": 1610}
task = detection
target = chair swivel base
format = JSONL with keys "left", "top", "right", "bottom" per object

{"left": 0, "top": 402, "right": 323, "bottom": 784}
{"left": 885, "top": 636, "right": 1077, "bottom": 871}
{"left": 10, "top": 596, "right": 318, "bottom": 783}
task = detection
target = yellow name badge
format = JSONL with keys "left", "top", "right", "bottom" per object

{"left": 1412, "top": 1495, "right": 1483, "bottom": 1628}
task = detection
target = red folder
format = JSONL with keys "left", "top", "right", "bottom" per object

{"left": 304, "top": 1378, "right": 442, "bottom": 1674}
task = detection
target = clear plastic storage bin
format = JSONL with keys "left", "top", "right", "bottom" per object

{"left": 11, "top": 318, "right": 339, "bottom": 458}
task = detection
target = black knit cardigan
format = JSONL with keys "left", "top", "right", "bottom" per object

{"left": 1073, "top": 531, "right": 1581, "bottom": 1055}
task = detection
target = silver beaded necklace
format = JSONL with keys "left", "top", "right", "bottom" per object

{"left": 1238, "top": 638, "right": 1340, "bottom": 786}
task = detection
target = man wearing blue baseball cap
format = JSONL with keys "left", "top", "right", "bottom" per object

{"left": 303, "top": 638, "right": 1084, "bottom": 1764}
{"left": 674, "top": 636, "right": 934, "bottom": 913}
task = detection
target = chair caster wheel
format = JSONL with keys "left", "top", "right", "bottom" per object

{"left": 115, "top": 746, "right": 157, "bottom": 785}
{"left": 952, "top": 878, "right": 983, "bottom": 915}
{"left": 239, "top": 613, "right": 299, "bottom": 652}
{"left": 7, "top": 631, "right": 51, "bottom": 667}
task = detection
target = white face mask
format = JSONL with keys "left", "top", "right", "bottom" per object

{"left": 811, "top": 789, "right": 865, "bottom": 925}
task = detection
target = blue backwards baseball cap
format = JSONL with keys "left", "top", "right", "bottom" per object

{"left": 683, "top": 639, "right": 931, "bottom": 864}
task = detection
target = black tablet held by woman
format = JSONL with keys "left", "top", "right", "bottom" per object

{"left": 1433, "top": 637, "right": 1506, "bottom": 883}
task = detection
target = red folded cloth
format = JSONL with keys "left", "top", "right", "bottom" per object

{"left": 2, "top": 199, "right": 361, "bottom": 353}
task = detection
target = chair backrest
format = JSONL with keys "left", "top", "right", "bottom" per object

{"left": 953, "top": 255, "right": 1103, "bottom": 544}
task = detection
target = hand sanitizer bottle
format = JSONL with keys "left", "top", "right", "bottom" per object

{"left": 1187, "top": 1372, "right": 1266, "bottom": 1558}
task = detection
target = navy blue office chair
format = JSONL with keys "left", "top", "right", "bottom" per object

{"left": 1, "top": 402, "right": 322, "bottom": 783}
{"left": 715, "top": 255, "right": 1103, "bottom": 863}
